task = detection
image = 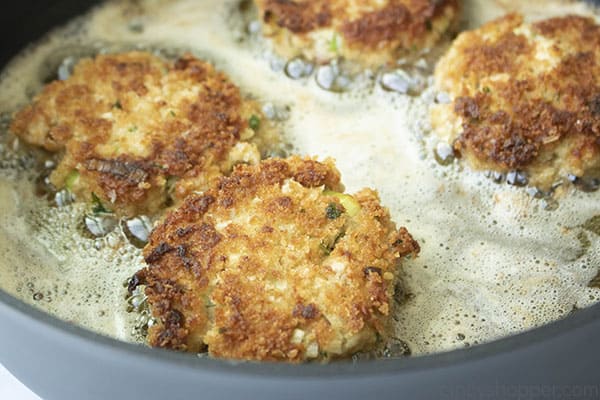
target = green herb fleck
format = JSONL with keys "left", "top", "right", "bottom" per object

{"left": 65, "top": 170, "right": 79, "bottom": 190}
{"left": 112, "top": 100, "right": 122, "bottom": 110}
{"left": 128, "top": 125, "right": 138, "bottom": 132}
{"left": 483, "top": 86, "right": 491, "bottom": 93}
{"left": 325, "top": 202, "right": 343, "bottom": 220}
{"left": 319, "top": 241, "right": 333, "bottom": 256}
{"left": 249, "top": 114, "right": 261, "bottom": 130}
{"left": 425, "top": 19, "right": 432, "bottom": 31}
{"left": 91, "top": 192, "right": 110, "bottom": 215}
{"left": 169, "top": 110, "right": 176, "bottom": 117}
{"left": 319, "top": 231, "right": 345, "bottom": 256}
{"left": 329, "top": 33, "right": 339, "bottom": 53}
{"left": 323, "top": 190, "right": 361, "bottom": 217}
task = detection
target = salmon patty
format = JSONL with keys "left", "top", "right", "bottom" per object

{"left": 11, "top": 51, "right": 275, "bottom": 216}
{"left": 255, "top": 0, "right": 460, "bottom": 67}
{"left": 134, "top": 156, "right": 419, "bottom": 361}
{"left": 432, "top": 14, "right": 600, "bottom": 189}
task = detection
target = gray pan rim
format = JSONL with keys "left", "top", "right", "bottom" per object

{"left": 2, "top": 286, "right": 600, "bottom": 378}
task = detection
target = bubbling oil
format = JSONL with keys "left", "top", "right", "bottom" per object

{"left": 0, "top": 0, "right": 599, "bottom": 357}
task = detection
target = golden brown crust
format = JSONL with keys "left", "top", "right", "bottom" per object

{"left": 137, "top": 156, "right": 419, "bottom": 361}
{"left": 255, "top": 0, "right": 460, "bottom": 67}
{"left": 432, "top": 14, "right": 600, "bottom": 188}
{"left": 11, "top": 51, "right": 273, "bottom": 216}
{"left": 262, "top": 0, "right": 332, "bottom": 33}
{"left": 340, "top": 0, "right": 449, "bottom": 48}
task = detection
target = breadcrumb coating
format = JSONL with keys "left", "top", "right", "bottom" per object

{"left": 255, "top": 0, "right": 460, "bottom": 67}
{"left": 136, "top": 156, "right": 419, "bottom": 361}
{"left": 432, "top": 14, "right": 600, "bottom": 189}
{"left": 11, "top": 51, "right": 274, "bottom": 216}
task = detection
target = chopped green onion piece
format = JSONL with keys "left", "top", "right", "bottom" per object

{"left": 65, "top": 170, "right": 79, "bottom": 190}
{"left": 323, "top": 190, "right": 361, "bottom": 217}
{"left": 325, "top": 203, "right": 343, "bottom": 219}
{"left": 319, "top": 241, "right": 332, "bottom": 255}
{"left": 329, "top": 33, "right": 339, "bottom": 53}
{"left": 249, "top": 115, "right": 260, "bottom": 130}
{"left": 91, "top": 192, "right": 110, "bottom": 215}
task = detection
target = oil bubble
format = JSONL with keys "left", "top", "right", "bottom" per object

{"left": 284, "top": 57, "right": 313, "bottom": 80}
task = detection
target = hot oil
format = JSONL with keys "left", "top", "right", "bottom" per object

{"left": 0, "top": 0, "right": 599, "bottom": 356}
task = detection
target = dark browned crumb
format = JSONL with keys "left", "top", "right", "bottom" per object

{"left": 11, "top": 51, "right": 274, "bottom": 216}
{"left": 136, "top": 156, "right": 419, "bottom": 361}
{"left": 432, "top": 14, "right": 600, "bottom": 189}
{"left": 255, "top": 0, "right": 460, "bottom": 66}
{"left": 262, "top": 0, "right": 332, "bottom": 33}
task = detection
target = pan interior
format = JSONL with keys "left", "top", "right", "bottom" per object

{"left": 0, "top": 0, "right": 599, "bottom": 357}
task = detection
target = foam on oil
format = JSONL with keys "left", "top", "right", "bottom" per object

{"left": 0, "top": 0, "right": 599, "bottom": 355}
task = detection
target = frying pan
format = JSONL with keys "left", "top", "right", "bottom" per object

{"left": 1, "top": 1, "right": 600, "bottom": 399}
